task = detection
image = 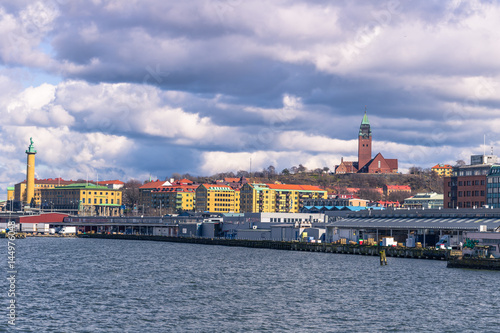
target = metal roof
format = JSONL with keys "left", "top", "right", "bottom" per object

{"left": 330, "top": 216, "right": 500, "bottom": 230}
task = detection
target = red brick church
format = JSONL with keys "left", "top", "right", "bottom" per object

{"left": 335, "top": 112, "right": 398, "bottom": 174}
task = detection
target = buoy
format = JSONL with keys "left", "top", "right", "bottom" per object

{"left": 379, "top": 250, "right": 387, "bottom": 265}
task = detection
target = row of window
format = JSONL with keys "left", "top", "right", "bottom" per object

{"left": 448, "top": 201, "right": 485, "bottom": 208}
{"left": 449, "top": 180, "right": 485, "bottom": 187}
{"left": 457, "top": 191, "right": 485, "bottom": 197}
{"left": 81, "top": 198, "right": 120, "bottom": 204}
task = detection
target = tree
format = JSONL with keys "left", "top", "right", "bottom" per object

{"left": 455, "top": 160, "right": 466, "bottom": 167}
{"left": 323, "top": 167, "right": 330, "bottom": 173}
{"left": 181, "top": 173, "right": 193, "bottom": 180}
{"left": 236, "top": 170, "right": 249, "bottom": 178}
{"left": 297, "top": 164, "right": 307, "bottom": 173}
{"left": 387, "top": 191, "right": 411, "bottom": 204}
{"left": 267, "top": 165, "right": 276, "bottom": 176}
{"left": 122, "top": 179, "right": 142, "bottom": 210}
{"left": 357, "top": 188, "right": 382, "bottom": 202}
{"left": 281, "top": 168, "right": 290, "bottom": 175}
{"left": 408, "top": 166, "right": 423, "bottom": 175}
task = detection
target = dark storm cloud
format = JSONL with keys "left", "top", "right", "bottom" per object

{"left": 2, "top": 0, "right": 500, "bottom": 195}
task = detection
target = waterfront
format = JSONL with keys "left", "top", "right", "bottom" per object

{"left": 2, "top": 238, "right": 499, "bottom": 332}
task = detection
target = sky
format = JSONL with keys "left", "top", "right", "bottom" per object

{"left": 1, "top": 0, "right": 500, "bottom": 199}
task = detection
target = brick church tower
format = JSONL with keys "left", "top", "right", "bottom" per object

{"left": 358, "top": 111, "right": 372, "bottom": 170}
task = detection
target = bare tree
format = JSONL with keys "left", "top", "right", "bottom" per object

{"left": 357, "top": 188, "right": 382, "bottom": 202}
{"left": 122, "top": 179, "right": 142, "bottom": 210}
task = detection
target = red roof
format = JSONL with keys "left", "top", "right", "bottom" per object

{"left": 176, "top": 178, "right": 193, "bottom": 184}
{"left": 202, "top": 184, "right": 232, "bottom": 189}
{"left": 140, "top": 180, "right": 167, "bottom": 189}
{"left": 224, "top": 178, "right": 240, "bottom": 183}
{"left": 19, "top": 213, "right": 68, "bottom": 223}
{"left": 386, "top": 185, "right": 411, "bottom": 191}
{"left": 98, "top": 180, "right": 124, "bottom": 185}
{"left": 432, "top": 164, "right": 453, "bottom": 169}
{"left": 267, "top": 184, "right": 324, "bottom": 191}
{"left": 154, "top": 185, "right": 197, "bottom": 192}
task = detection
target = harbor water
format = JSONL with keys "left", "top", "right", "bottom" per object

{"left": 1, "top": 237, "right": 499, "bottom": 332}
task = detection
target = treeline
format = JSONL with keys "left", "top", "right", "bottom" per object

{"left": 174, "top": 165, "right": 444, "bottom": 196}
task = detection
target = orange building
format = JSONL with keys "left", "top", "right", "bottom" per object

{"left": 383, "top": 185, "right": 411, "bottom": 197}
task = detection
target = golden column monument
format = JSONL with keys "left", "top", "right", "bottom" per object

{"left": 26, "top": 137, "right": 37, "bottom": 207}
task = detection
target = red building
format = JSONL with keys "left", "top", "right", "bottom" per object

{"left": 336, "top": 111, "right": 398, "bottom": 174}
{"left": 444, "top": 164, "right": 490, "bottom": 209}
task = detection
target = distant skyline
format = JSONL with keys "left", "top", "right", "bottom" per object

{"left": 1, "top": 0, "right": 500, "bottom": 200}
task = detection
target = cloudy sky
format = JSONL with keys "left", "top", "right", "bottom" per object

{"left": 1, "top": 0, "right": 500, "bottom": 199}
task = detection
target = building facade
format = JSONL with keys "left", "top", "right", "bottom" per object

{"left": 487, "top": 165, "right": 500, "bottom": 208}
{"left": 403, "top": 193, "right": 444, "bottom": 209}
{"left": 444, "top": 164, "right": 490, "bottom": 209}
{"left": 13, "top": 178, "right": 79, "bottom": 210}
{"left": 195, "top": 184, "right": 240, "bottom": 213}
{"left": 240, "top": 183, "right": 327, "bottom": 213}
{"left": 151, "top": 185, "right": 197, "bottom": 214}
{"left": 431, "top": 164, "right": 453, "bottom": 177}
{"left": 383, "top": 185, "right": 411, "bottom": 197}
{"left": 41, "top": 183, "right": 122, "bottom": 216}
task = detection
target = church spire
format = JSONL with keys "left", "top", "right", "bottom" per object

{"left": 361, "top": 108, "right": 370, "bottom": 125}
{"left": 359, "top": 108, "right": 372, "bottom": 136}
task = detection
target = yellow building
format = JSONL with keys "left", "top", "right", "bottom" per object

{"left": 195, "top": 184, "right": 240, "bottom": 213}
{"left": 7, "top": 187, "right": 14, "bottom": 201}
{"left": 13, "top": 178, "right": 77, "bottom": 209}
{"left": 41, "top": 183, "right": 122, "bottom": 216}
{"left": 240, "top": 183, "right": 327, "bottom": 213}
{"left": 240, "top": 183, "right": 275, "bottom": 213}
{"left": 431, "top": 164, "right": 453, "bottom": 177}
{"left": 25, "top": 137, "right": 36, "bottom": 206}
{"left": 151, "top": 185, "right": 197, "bottom": 214}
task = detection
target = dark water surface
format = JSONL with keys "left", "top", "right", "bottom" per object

{"left": 1, "top": 237, "right": 499, "bottom": 332}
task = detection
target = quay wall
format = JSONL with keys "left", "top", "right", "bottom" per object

{"left": 447, "top": 257, "right": 500, "bottom": 270}
{"left": 78, "top": 234, "right": 450, "bottom": 260}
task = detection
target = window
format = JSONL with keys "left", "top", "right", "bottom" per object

{"left": 100, "top": 199, "right": 102, "bottom": 204}
{"left": 94, "top": 199, "right": 97, "bottom": 204}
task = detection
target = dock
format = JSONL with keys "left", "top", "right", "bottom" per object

{"left": 77, "top": 233, "right": 451, "bottom": 260}
{"left": 447, "top": 257, "right": 500, "bottom": 270}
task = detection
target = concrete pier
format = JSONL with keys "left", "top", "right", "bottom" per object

{"left": 77, "top": 234, "right": 451, "bottom": 260}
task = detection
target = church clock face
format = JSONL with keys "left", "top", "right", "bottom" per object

{"left": 363, "top": 133, "right": 368, "bottom": 139}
